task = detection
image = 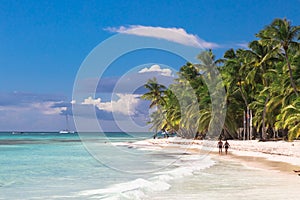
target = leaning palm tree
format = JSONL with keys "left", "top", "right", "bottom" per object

{"left": 257, "top": 18, "right": 300, "bottom": 96}
{"left": 195, "top": 50, "right": 227, "bottom": 139}
{"left": 168, "top": 80, "right": 199, "bottom": 138}
{"left": 160, "top": 89, "right": 181, "bottom": 133}
{"left": 141, "top": 77, "right": 167, "bottom": 108}
{"left": 141, "top": 78, "right": 167, "bottom": 138}
{"left": 274, "top": 47, "right": 300, "bottom": 140}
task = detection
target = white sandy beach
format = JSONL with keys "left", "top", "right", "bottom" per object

{"left": 74, "top": 136, "right": 300, "bottom": 200}
{"left": 109, "top": 137, "right": 300, "bottom": 199}
{"left": 131, "top": 137, "right": 300, "bottom": 174}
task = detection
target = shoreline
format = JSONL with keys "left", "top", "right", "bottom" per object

{"left": 212, "top": 151, "right": 299, "bottom": 176}
{"left": 132, "top": 137, "right": 300, "bottom": 177}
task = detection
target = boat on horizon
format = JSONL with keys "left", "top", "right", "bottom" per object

{"left": 59, "top": 130, "right": 75, "bottom": 134}
{"left": 59, "top": 114, "right": 75, "bottom": 134}
{"left": 11, "top": 131, "right": 24, "bottom": 135}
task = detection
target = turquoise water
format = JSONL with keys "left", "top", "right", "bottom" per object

{"left": 0, "top": 132, "right": 299, "bottom": 199}
{"left": 0, "top": 132, "right": 153, "bottom": 199}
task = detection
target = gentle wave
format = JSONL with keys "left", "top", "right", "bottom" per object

{"left": 75, "top": 148, "right": 215, "bottom": 199}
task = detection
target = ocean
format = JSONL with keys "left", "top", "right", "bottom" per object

{"left": 0, "top": 132, "right": 298, "bottom": 200}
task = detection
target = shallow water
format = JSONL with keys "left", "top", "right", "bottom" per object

{"left": 0, "top": 132, "right": 149, "bottom": 199}
{"left": 147, "top": 158, "right": 299, "bottom": 200}
{"left": 0, "top": 132, "right": 298, "bottom": 199}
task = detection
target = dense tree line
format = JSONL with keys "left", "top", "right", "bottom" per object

{"left": 142, "top": 18, "right": 300, "bottom": 141}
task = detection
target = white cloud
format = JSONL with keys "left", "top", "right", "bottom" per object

{"left": 31, "top": 101, "right": 67, "bottom": 115}
{"left": 0, "top": 101, "right": 67, "bottom": 115}
{"left": 0, "top": 104, "right": 74, "bottom": 132}
{"left": 81, "top": 94, "right": 140, "bottom": 116}
{"left": 105, "top": 25, "right": 219, "bottom": 48}
{"left": 138, "top": 64, "right": 172, "bottom": 77}
{"left": 0, "top": 105, "right": 30, "bottom": 112}
{"left": 82, "top": 96, "right": 101, "bottom": 107}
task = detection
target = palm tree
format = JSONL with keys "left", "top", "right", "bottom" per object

{"left": 141, "top": 78, "right": 167, "bottom": 138}
{"left": 257, "top": 18, "right": 300, "bottom": 96}
{"left": 195, "top": 50, "right": 228, "bottom": 139}
{"left": 274, "top": 47, "right": 300, "bottom": 140}
{"left": 275, "top": 98, "right": 300, "bottom": 141}
{"left": 243, "top": 40, "right": 279, "bottom": 139}
{"left": 168, "top": 79, "right": 199, "bottom": 138}
{"left": 141, "top": 77, "right": 167, "bottom": 108}
{"left": 140, "top": 18, "right": 300, "bottom": 142}
{"left": 222, "top": 49, "right": 251, "bottom": 110}
{"left": 221, "top": 48, "right": 252, "bottom": 139}
{"left": 160, "top": 89, "right": 181, "bottom": 133}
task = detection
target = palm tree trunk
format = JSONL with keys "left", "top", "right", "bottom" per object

{"left": 154, "top": 127, "right": 158, "bottom": 139}
{"left": 239, "top": 86, "right": 248, "bottom": 140}
{"left": 247, "top": 107, "right": 250, "bottom": 140}
{"left": 272, "top": 127, "right": 276, "bottom": 139}
{"left": 250, "top": 109, "right": 253, "bottom": 140}
{"left": 239, "top": 86, "right": 248, "bottom": 106}
{"left": 284, "top": 50, "right": 299, "bottom": 97}
{"left": 262, "top": 95, "right": 270, "bottom": 140}
{"left": 243, "top": 111, "right": 246, "bottom": 140}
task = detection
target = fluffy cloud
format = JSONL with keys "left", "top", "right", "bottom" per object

{"left": 31, "top": 101, "right": 67, "bottom": 115}
{"left": 81, "top": 94, "right": 141, "bottom": 116}
{"left": 82, "top": 97, "right": 101, "bottom": 107}
{"left": 0, "top": 108, "right": 73, "bottom": 132}
{"left": 0, "top": 91, "right": 149, "bottom": 131}
{"left": 0, "top": 101, "right": 66, "bottom": 115}
{"left": 0, "top": 92, "right": 73, "bottom": 131}
{"left": 106, "top": 25, "right": 219, "bottom": 48}
{"left": 138, "top": 64, "right": 172, "bottom": 77}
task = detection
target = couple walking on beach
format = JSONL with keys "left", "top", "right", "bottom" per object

{"left": 218, "top": 140, "right": 230, "bottom": 155}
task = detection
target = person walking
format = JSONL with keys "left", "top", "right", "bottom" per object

{"left": 218, "top": 140, "right": 223, "bottom": 155}
{"left": 224, "top": 140, "right": 230, "bottom": 155}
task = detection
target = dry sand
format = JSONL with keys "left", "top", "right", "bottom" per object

{"left": 137, "top": 137, "right": 300, "bottom": 177}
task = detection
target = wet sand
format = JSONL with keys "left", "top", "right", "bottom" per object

{"left": 211, "top": 151, "right": 300, "bottom": 176}
{"left": 144, "top": 139, "right": 300, "bottom": 177}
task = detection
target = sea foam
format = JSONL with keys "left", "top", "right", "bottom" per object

{"left": 76, "top": 145, "right": 215, "bottom": 200}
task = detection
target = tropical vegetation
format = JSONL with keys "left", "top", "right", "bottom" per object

{"left": 141, "top": 18, "right": 300, "bottom": 141}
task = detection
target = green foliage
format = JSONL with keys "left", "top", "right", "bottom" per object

{"left": 141, "top": 18, "right": 300, "bottom": 141}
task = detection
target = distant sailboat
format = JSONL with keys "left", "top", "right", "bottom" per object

{"left": 59, "top": 114, "right": 75, "bottom": 134}
{"left": 12, "top": 131, "right": 24, "bottom": 135}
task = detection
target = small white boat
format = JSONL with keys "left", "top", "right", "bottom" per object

{"left": 12, "top": 131, "right": 24, "bottom": 135}
{"left": 59, "top": 130, "right": 75, "bottom": 134}
{"left": 59, "top": 115, "right": 75, "bottom": 134}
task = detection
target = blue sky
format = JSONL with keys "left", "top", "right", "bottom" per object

{"left": 1, "top": 0, "right": 300, "bottom": 131}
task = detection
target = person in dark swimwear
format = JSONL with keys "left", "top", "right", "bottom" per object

{"left": 218, "top": 140, "right": 223, "bottom": 155}
{"left": 224, "top": 140, "right": 230, "bottom": 155}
